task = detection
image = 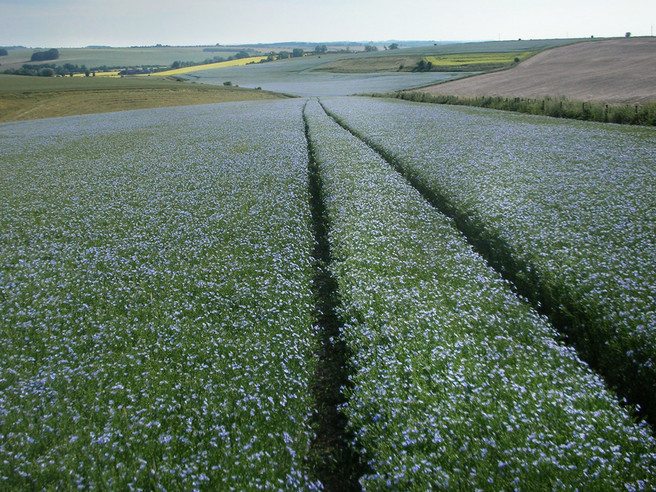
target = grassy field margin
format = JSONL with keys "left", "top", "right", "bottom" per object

{"left": 370, "top": 91, "right": 656, "bottom": 126}
{"left": 0, "top": 75, "right": 285, "bottom": 122}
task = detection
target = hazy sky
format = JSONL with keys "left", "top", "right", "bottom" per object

{"left": 1, "top": 0, "right": 655, "bottom": 47}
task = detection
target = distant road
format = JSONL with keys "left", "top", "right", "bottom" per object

{"left": 420, "top": 38, "right": 656, "bottom": 104}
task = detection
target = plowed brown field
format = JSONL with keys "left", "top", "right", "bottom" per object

{"left": 420, "top": 38, "right": 656, "bottom": 103}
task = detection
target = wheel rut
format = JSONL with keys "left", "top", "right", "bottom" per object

{"left": 304, "top": 100, "right": 365, "bottom": 491}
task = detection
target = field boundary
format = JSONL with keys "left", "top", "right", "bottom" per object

{"left": 0, "top": 79, "right": 290, "bottom": 123}
{"left": 318, "top": 100, "right": 655, "bottom": 428}
{"left": 365, "top": 92, "right": 656, "bottom": 126}
{"left": 303, "top": 101, "right": 364, "bottom": 490}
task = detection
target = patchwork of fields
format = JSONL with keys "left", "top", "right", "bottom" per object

{"left": 1, "top": 96, "right": 655, "bottom": 488}
{"left": 184, "top": 55, "right": 458, "bottom": 96}
{"left": 424, "top": 51, "right": 534, "bottom": 71}
{"left": 151, "top": 56, "right": 268, "bottom": 77}
{"left": 421, "top": 38, "right": 656, "bottom": 104}
{"left": 310, "top": 38, "right": 583, "bottom": 74}
{"left": 0, "top": 75, "right": 283, "bottom": 123}
{"left": 0, "top": 47, "right": 249, "bottom": 71}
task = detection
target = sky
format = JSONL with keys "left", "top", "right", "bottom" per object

{"left": 1, "top": 0, "right": 655, "bottom": 47}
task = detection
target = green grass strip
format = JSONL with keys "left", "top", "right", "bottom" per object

{"left": 375, "top": 91, "right": 656, "bottom": 126}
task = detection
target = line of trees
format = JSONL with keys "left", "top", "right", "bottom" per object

{"left": 413, "top": 59, "right": 433, "bottom": 71}
{"left": 167, "top": 51, "right": 252, "bottom": 71}
{"left": 269, "top": 48, "right": 305, "bottom": 60}
{"left": 2, "top": 62, "right": 129, "bottom": 77}
{"left": 3, "top": 62, "right": 91, "bottom": 77}
{"left": 4, "top": 63, "right": 68, "bottom": 77}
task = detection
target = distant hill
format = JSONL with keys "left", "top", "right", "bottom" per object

{"left": 420, "top": 38, "right": 656, "bottom": 104}
{"left": 313, "top": 38, "right": 588, "bottom": 73}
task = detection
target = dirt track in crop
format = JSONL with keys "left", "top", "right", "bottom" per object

{"left": 420, "top": 38, "right": 656, "bottom": 103}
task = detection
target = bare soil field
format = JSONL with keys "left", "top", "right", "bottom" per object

{"left": 420, "top": 38, "right": 656, "bottom": 103}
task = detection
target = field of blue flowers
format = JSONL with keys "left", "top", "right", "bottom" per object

{"left": 1, "top": 97, "right": 655, "bottom": 489}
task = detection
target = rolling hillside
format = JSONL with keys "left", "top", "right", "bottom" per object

{"left": 0, "top": 75, "right": 283, "bottom": 122}
{"left": 420, "top": 38, "right": 656, "bottom": 103}
{"left": 0, "top": 47, "right": 250, "bottom": 71}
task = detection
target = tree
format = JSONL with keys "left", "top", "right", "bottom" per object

{"left": 292, "top": 48, "right": 304, "bottom": 58}
{"left": 413, "top": 59, "right": 433, "bottom": 72}
{"left": 0, "top": 48, "right": 8, "bottom": 56}
{"left": 278, "top": 51, "right": 290, "bottom": 59}
{"left": 314, "top": 44, "right": 328, "bottom": 54}
{"left": 388, "top": 43, "right": 399, "bottom": 50}
{"left": 31, "top": 48, "right": 59, "bottom": 62}
{"left": 364, "top": 45, "right": 378, "bottom": 52}
{"left": 625, "top": 32, "right": 631, "bottom": 38}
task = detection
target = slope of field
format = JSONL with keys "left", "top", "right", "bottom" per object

{"left": 305, "top": 98, "right": 656, "bottom": 489}
{"left": 2, "top": 92, "right": 656, "bottom": 488}
{"left": 0, "top": 47, "right": 246, "bottom": 70}
{"left": 421, "top": 38, "right": 656, "bottom": 103}
{"left": 311, "top": 51, "right": 534, "bottom": 73}
{"left": 372, "top": 38, "right": 588, "bottom": 56}
{"left": 151, "top": 56, "right": 267, "bottom": 76}
{"left": 424, "top": 51, "right": 534, "bottom": 71}
{"left": 0, "top": 99, "right": 320, "bottom": 489}
{"left": 183, "top": 54, "right": 458, "bottom": 96}
{"left": 311, "top": 54, "right": 428, "bottom": 73}
{"left": 322, "top": 96, "right": 656, "bottom": 422}
{"left": 0, "top": 39, "right": 586, "bottom": 74}
{"left": 0, "top": 75, "right": 283, "bottom": 122}
{"left": 314, "top": 38, "right": 585, "bottom": 73}
{"left": 180, "top": 39, "right": 593, "bottom": 95}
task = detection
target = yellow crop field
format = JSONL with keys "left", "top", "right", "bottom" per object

{"left": 151, "top": 56, "right": 267, "bottom": 76}
{"left": 425, "top": 51, "right": 534, "bottom": 67}
{"left": 93, "top": 71, "right": 121, "bottom": 77}
{"left": 71, "top": 71, "right": 121, "bottom": 78}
